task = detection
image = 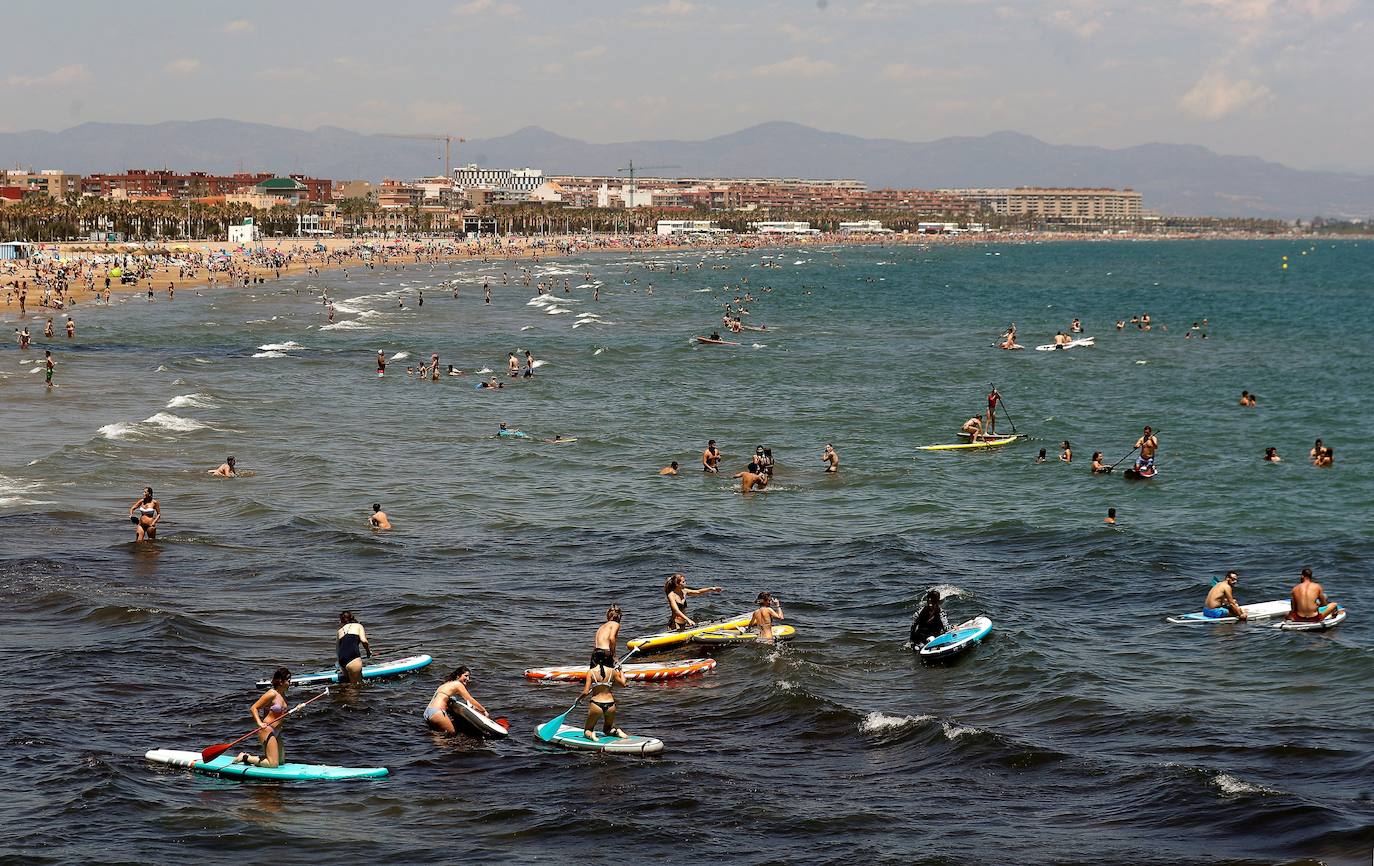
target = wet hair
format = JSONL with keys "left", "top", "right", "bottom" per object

{"left": 1300, "top": 568, "right": 1313, "bottom": 580}
{"left": 1061, "top": 441, "right": 1071, "bottom": 449}
{"left": 670, "top": 461, "right": 678, "bottom": 469}
{"left": 1226, "top": 570, "right": 1239, "bottom": 580}
{"left": 756, "top": 592, "right": 772, "bottom": 605}
{"left": 143, "top": 487, "right": 154, "bottom": 498}
{"left": 763, "top": 448, "right": 772, "bottom": 457}
{"left": 372, "top": 503, "right": 381, "bottom": 512}
{"left": 339, "top": 611, "right": 356, "bottom": 625}
{"left": 707, "top": 439, "right": 716, "bottom": 446}
{"left": 1107, "top": 508, "right": 1116, "bottom": 518}
{"left": 748, "top": 462, "right": 759, "bottom": 472}
{"left": 925, "top": 590, "right": 940, "bottom": 605}
{"left": 227, "top": 456, "right": 236, "bottom": 464}
{"left": 606, "top": 604, "right": 622, "bottom": 622}
{"left": 449, "top": 665, "right": 470, "bottom": 680}
{"left": 1092, "top": 451, "right": 1103, "bottom": 461}
{"left": 665, "top": 573, "right": 686, "bottom": 595}
{"left": 1038, "top": 449, "right": 1047, "bottom": 458}
{"left": 271, "top": 667, "right": 291, "bottom": 688}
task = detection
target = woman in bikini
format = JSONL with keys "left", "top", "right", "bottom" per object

{"left": 665, "top": 572, "right": 724, "bottom": 630}
{"left": 128, "top": 487, "right": 160, "bottom": 541}
{"left": 234, "top": 668, "right": 292, "bottom": 768}
{"left": 423, "top": 667, "right": 484, "bottom": 735}
{"left": 581, "top": 654, "right": 628, "bottom": 740}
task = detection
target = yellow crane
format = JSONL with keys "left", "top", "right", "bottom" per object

{"left": 379, "top": 134, "right": 465, "bottom": 176}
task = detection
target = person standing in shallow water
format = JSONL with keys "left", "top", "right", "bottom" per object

{"left": 128, "top": 487, "right": 160, "bottom": 541}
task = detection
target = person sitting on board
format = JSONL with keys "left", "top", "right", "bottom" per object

{"left": 1202, "top": 571, "right": 1246, "bottom": 621}
{"left": 581, "top": 652, "right": 629, "bottom": 740}
{"left": 709, "top": 331, "right": 722, "bottom": 341}
{"left": 591, "top": 605, "right": 622, "bottom": 668}
{"left": 665, "top": 572, "right": 724, "bottom": 631}
{"left": 746, "top": 592, "right": 785, "bottom": 643}
{"left": 423, "top": 666, "right": 487, "bottom": 735}
{"left": 910, "top": 590, "right": 950, "bottom": 648}
{"left": 1286, "top": 568, "right": 1340, "bottom": 623}
{"left": 337, "top": 611, "right": 371, "bottom": 684}
{"left": 233, "top": 668, "right": 293, "bottom": 767}
{"left": 659, "top": 461, "right": 679, "bottom": 476}
{"left": 961, "top": 415, "right": 983, "bottom": 438}
{"left": 1090, "top": 452, "right": 1112, "bottom": 474}
{"left": 1264, "top": 447, "right": 1282, "bottom": 463}
{"left": 733, "top": 462, "right": 769, "bottom": 492}
{"left": 211, "top": 456, "right": 237, "bottom": 477}
{"left": 1133, "top": 426, "right": 1158, "bottom": 473}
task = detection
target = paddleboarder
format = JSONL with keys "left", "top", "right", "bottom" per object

{"left": 233, "top": 668, "right": 293, "bottom": 768}
{"left": 1133, "top": 426, "right": 1158, "bottom": 474}
{"left": 581, "top": 653, "right": 629, "bottom": 740}
{"left": 423, "top": 667, "right": 487, "bottom": 734}
{"left": 986, "top": 387, "right": 1002, "bottom": 435}
{"left": 592, "top": 604, "right": 622, "bottom": 667}
{"left": 336, "top": 611, "right": 372, "bottom": 684}
{"left": 1202, "top": 571, "right": 1245, "bottom": 621}
{"left": 1286, "top": 568, "right": 1340, "bottom": 623}
{"left": 910, "top": 590, "right": 949, "bottom": 648}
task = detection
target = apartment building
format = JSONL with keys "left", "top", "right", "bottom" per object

{"left": 943, "top": 187, "right": 1142, "bottom": 222}
{"left": 81, "top": 170, "right": 333, "bottom": 202}
{"left": 0, "top": 170, "right": 83, "bottom": 200}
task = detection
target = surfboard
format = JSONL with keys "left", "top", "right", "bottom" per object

{"left": 145, "top": 749, "right": 388, "bottom": 781}
{"left": 524, "top": 658, "right": 717, "bottom": 681}
{"left": 1123, "top": 465, "right": 1158, "bottom": 480}
{"left": 1167, "top": 599, "right": 1291, "bottom": 624}
{"left": 448, "top": 698, "right": 510, "bottom": 738}
{"left": 1273, "top": 607, "right": 1347, "bottom": 630}
{"left": 258, "top": 655, "right": 432, "bottom": 688}
{"left": 1035, "top": 337, "right": 1095, "bottom": 351}
{"left": 918, "top": 616, "right": 992, "bottom": 660}
{"left": 918, "top": 436, "right": 1020, "bottom": 451}
{"left": 695, "top": 336, "right": 739, "bottom": 346}
{"left": 627, "top": 614, "right": 754, "bottom": 652}
{"left": 540, "top": 724, "right": 664, "bottom": 755}
{"left": 692, "top": 625, "right": 796, "bottom": 645}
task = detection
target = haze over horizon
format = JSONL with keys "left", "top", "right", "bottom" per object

{"left": 1, "top": 0, "right": 1369, "bottom": 175}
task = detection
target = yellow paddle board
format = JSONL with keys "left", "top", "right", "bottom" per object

{"left": 918, "top": 435, "right": 1020, "bottom": 452}
{"left": 626, "top": 613, "right": 754, "bottom": 652}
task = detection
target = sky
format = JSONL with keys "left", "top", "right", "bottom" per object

{"left": 0, "top": 0, "right": 1370, "bottom": 173}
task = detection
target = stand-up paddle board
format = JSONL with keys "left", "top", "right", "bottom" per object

{"left": 1035, "top": 337, "right": 1095, "bottom": 351}
{"left": 524, "top": 658, "right": 717, "bottom": 681}
{"left": 695, "top": 336, "right": 739, "bottom": 346}
{"left": 145, "top": 749, "right": 388, "bottom": 781}
{"left": 1168, "top": 599, "right": 1293, "bottom": 624}
{"left": 627, "top": 614, "right": 754, "bottom": 652}
{"left": 918, "top": 616, "right": 992, "bottom": 660}
{"left": 448, "top": 698, "right": 510, "bottom": 738}
{"left": 919, "top": 436, "right": 1020, "bottom": 452}
{"left": 539, "top": 724, "right": 664, "bottom": 755}
{"left": 1123, "top": 465, "right": 1158, "bottom": 480}
{"left": 692, "top": 625, "right": 796, "bottom": 645}
{"left": 1273, "top": 607, "right": 1347, "bottom": 630}
{"left": 257, "top": 655, "right": 432, "bottom": 688}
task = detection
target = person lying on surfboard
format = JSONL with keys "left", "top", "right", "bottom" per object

{"left": 1202, "top": 571, "right": 1246, "bottom": 621}
{"left": 910, "top": 590, "right": 949, "bottom": 648}
{"left": 1286, "top": 568, "right": 1340, "bottom": 623}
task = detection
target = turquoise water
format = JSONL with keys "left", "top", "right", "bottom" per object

{"left": 2, "top": 239, "right": 1371, "bottom": 864}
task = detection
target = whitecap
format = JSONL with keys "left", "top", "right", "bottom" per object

{"left": 1136, "top": 360, "right": 1148, "bottom": 365}
{"left": 390, "top": 352, "right": 410, "bottom": 361}
{"left": 143, "top": 412, "right": 209, "bottom": 432}
{"left": 28, "top": 366, "right": 41, "bottom": 373}
{"left": 257, "top": 341, "right": 303, "bottom": 352}
{"left": 859, "top": 712, "right": 934, "bottom": 733}
{"left": 193, "top": 358, "right": 212, "bottom": 365}
{"left": 520, "top": 325, "right": 534, "bottom": 331}
{"left": 940, "top": 721, "right": 980, "bottom": 740}
{"left": 332, "top": 303, "right": 362, "bottom": 314}
{"left": 531, "top": 359, "right": 547, "bottom": 368}
{"left": 1213, "top": 773, "right": 1278, "bottom": 796}
{"left": 98, "top": 422, "right": 141, "bottom": 441}
{"left": 546, "top": 307, "right": 571, "bottom": 315}
{"left": 156, "top": 365, "right": 170, "bottom": 372}
{"left": 751, "top": 343, "right": 766, "bottom": 349}
{"left": 0, "top": 473, "right": 47, "bottom": 507}
{"left": 477, "top": 367, "right": 493, "bottom": 374}
{"left": 930, "top": 584, "right": 967, "bottom": 600}
{"left": 251, "top": 351, "right": 287, "bottom": 359}
{"left": 593, "top": 348, "right": 604, "bottom": 355}
{"left": 321, "top": 321, "right": 370, "bottom": 331}
{"left": 166, "top": 393, "right": 218, "bottom": 410}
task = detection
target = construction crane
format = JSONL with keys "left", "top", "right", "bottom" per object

{"left": 616, "top": 160, "right": 680, "bottom": 208}
{"left": 379, "top": 134, "right": 465, "bottom": 176}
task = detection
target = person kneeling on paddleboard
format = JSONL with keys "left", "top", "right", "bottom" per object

{"left": 337, "top": 611, "right": 371, "bottom": 684}
{"left": 423, "top": 667, "right": 486, "bottom": 735}
{"left": 234, "top": 668, "right": 293, "bottom": 768}
{"left": 581, "top": 654, "right": 629, "bottom": 740}
{"left": 910, "top": 590, "right": 950, "bottom": 648}
{"left": 1202, "top": 571, "right": 1246, "bottom": 621}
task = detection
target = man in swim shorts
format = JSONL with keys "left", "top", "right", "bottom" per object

{"left": 376, "top": 351, "right": 386, "bottom": 376}
{"left": 1286, "top": 568, "right": 1339, "bottom": 623}
{"left": 702, "top": 440, "right": 721, "bottom": 473}
{"left": 1134, "top": 426, "right": 1158, "bottom": 472}
{"left": 1202, "top": 571, "right": 1245, "bottom": 620}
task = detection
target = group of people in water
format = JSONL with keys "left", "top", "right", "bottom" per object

{"left": 231, "top": 579, "right": 789, "bottom": 766}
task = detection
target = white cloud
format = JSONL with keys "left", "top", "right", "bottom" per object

{"left": 574, "top": 45, "right": 608, "bottom": 60}
{"left": 163, "top": 58, "right": 200, "bottom": 76}
{"left": 882, "top": 63, "right": 974, "bottom": 81}
{"left": 224, "top": 19, "right": 254, "bottom": 33}
{"left": 779, "top": 22, "right": 833, "bottom": 44}
{"left": 636, "top": 0, "right": 701, "bottom": 16}
{"left": 750, "top": 55, "right": 837, "bottom": 79}
{"left": 2, "top": 64, "right": 89, "bottom": 87}
{"left": 1179, "top": 69, "right": 1272, "bottom": 118}
{"left": 452, "top": 0, "right": 522, "bottom": 16}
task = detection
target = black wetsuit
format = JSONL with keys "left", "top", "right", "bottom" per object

{"left": 910, "top": 606, "right": 950, "bottom": 647}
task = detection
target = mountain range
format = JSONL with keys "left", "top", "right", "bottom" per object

{"left": 2, "top": 119, "right": 1370, "bottom": 219}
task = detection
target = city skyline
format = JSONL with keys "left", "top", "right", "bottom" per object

{"left": 0, "top": 0, "right": 1370, "bottom": 174}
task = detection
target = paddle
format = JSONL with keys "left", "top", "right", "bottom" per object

{"left": 1109, "top": 429, "right": 1160, "bottom": 473}
{"left": 200, "top": 687, "right": 330, "bottom": 762}
{"left": 535, "top": 646, "right": 640, "bottom": 742}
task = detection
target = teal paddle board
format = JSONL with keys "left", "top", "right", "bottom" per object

{"left": 145, "top": 749, "right": 388, "bottom": 781}
{"left": 257, "top": 654, "right": 432, "bottom": 687}
{"left": 539, "top": 724, "right": 663, "bottom": 755}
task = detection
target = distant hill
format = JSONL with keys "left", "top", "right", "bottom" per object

{"left": 2, "top": 119, "right": 1371, "bottom": 218}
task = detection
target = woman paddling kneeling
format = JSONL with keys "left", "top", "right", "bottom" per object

{"left": 581, "top": 654, "right": 628, "bottom": 740}
{"left": 336, "top": 611, "right": 371, "bottom": 684}
{"left": 234, "top": 668, "right": 293, "bottom": 768}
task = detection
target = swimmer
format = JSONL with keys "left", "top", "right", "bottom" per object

{"left": 749, "top": 592, "right": 784, "bottom": 642}
{"left": 211, "top": 456, "right": 238, "bottom": 477}
{"left": 702, "top": 440, "right": 721, "bottom": 473}
{"left": 659, "top": 461, "right": 679, "bottom": 476}
{"left": 1309, "top": 439, "right": 1323, "bottom": 461}
{"left": 1090, "top": 451, "right": 1111, "bottom": 474}
{"left": 1060, "top": 441, "right": 1073, "bottom": 463}
{"left": 1104, "top": 507, "right": 1116, "bottom": 525}
{"left": 1034, "top": 448, "right": 1047, "bottom": 464}
{"left": 821, "top": 444, "right": 839, "bottom": 473}
{"left": 369, "top": 503, "right": 392, "bottom": 530}
{"left": 734, "top": 463, "right": 769, "bottom": 492}
{"left": 591, "top": 604, "right": 622, "bottom": 668}
{"left": 128, "top": 487, "right": 160, "bottom": 541}
{"left": 376, "top": 351, "right": 387, "bottom": 376}
{"left": 1263, "top": 447, "right": 1281, "bottom": 463}
{"left": 664, "top": 572, "right": 724, "bottom": 630}
{"left": 507, "top": 352, "right": 520, "bottom": 377}
{"left": 1314, "top": 446, "right": 1333, "bottom": 467}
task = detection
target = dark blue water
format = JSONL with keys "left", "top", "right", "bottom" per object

{"left": 2, "top": 239, "right": 1371, "bottom": 864}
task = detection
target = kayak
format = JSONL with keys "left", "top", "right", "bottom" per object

{"left": 918, "top": 616, "right": 993, "bottom": 660}
{"left": 449, "top": 698, "right": 510, "bottom": 738}
{"left": 627, "top": 613, "right": 754, "bottom": 652}
{"left": 524, "top": 658, "right": 717, "bottom": 682}
{"left": 1123, "top": 465, "right": 1158, "bottom": 480}
{"left": 695, "top": 336, "right": 739, "bottom": 346}
{"left": 1274, "top": 607, "right": 1347, "bottom": 630}
{"left": 692, "top": 625, "right": 796, "bottom": 645}
{"left": 145, "top": 748, "right": 388, "bottom": 781}
{"left": 918, "top": 436, "right": 1020, "bottom": 451}
{"left": 1168, "top": 600, "right": 1346, "bottom": 628}
{"left": 1035, "top": 337, "right": 1095, "bottom": 351}
{"left": 540, "top": 724, "right": 664, "bottom": 755}
{"left": 258, "top": 654, "right": 432, "bottom": 688}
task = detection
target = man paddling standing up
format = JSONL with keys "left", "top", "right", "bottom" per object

{"left": 1134, "top": 426, "right": 1158, "bottom": 474}
{"left": 1286, "top": 568, "right": 1340, "bottom": 623}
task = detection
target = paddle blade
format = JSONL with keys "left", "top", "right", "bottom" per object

{"left": 496, "top": 718, "right": 510, "bottom": 730}
{"left": 536, "top": 708, "right": 572, "bottom": 742}
{"left": 200, "top": 743, "right": 231, "bottom": 762}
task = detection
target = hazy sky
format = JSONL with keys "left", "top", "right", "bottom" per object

{"left": 1, "top": 0, "right": 1370, "bottom": 173}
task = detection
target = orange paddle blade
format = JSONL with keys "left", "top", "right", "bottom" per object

{"left": 200, "top": 743, "right": 231, "bottom": 762}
